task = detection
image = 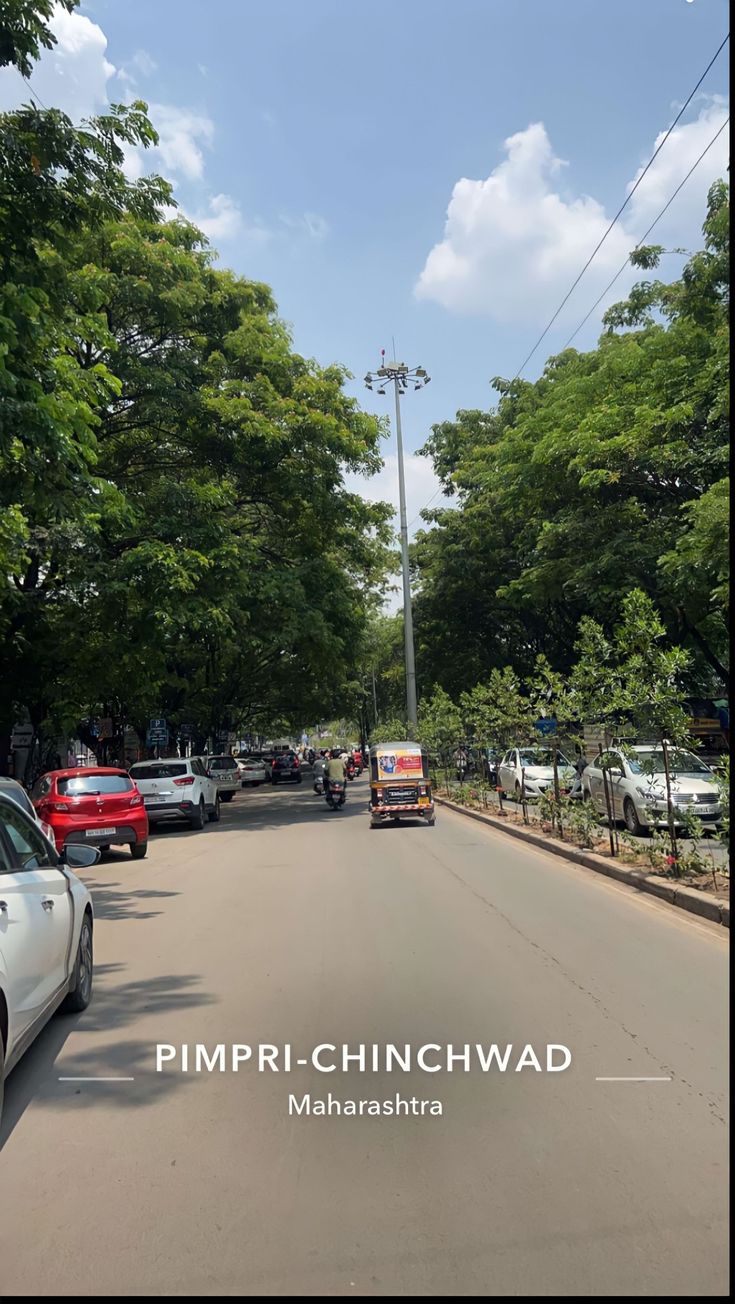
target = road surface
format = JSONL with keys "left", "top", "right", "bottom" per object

{"left": 0, "top": 773, "right": 728, "bottom": 1296}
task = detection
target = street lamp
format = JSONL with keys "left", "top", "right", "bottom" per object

{"left": 365, "top": 352, "right": 430, "bottom": 731}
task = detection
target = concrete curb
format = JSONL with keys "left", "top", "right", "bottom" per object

{"left": 434, "top": 796, "right": 730, "bottom": 928}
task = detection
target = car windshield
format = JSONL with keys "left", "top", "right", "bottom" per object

{"left": 518, "top": 749, "right": 569, "bottom": 767}
{"left": 130, "top": 763, "right": 187, "bottom": 779}
{"left": 629, "top": 749, "right": 713, "bottom": 776}
{"left": 208, "top": 758, "right": 235, "bottom": 769}
{"left": 58, "top": 774, "right": 133, "bottom": 795}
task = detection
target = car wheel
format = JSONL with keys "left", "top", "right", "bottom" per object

{"left": 221, "top": 792, "right": 234, "bottom": 802}
{"left": 62, "top": 913, "right": 93, "bottom": 1012}
{"left": 623, "top": 797, "right": 646, "bottom": 836}
{"left": 130, "top": 840, "right": 148, "bottom": 859}
{"left": 190, "top": 799, "right": 205, "bottom": 830}
{"left": 208, "top": 797, "right": 221, "bottom": 823}
{"left": 296, "top": 774, "right": 302, "bottom": 784}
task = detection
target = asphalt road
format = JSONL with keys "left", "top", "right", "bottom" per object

{"left": 0, "top": 773, "right": 728, "bottom": 1296}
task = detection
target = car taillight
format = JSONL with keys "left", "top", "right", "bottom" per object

{"left": 50, "top": 800, "right": 70, "bottom": 812}
{"left": 174, "top": 775, "right": 195, "bottom": 786}
{"left": 130, "top": 794, "right": 142, "bottom": 806}
{"left": 39, "top": 820, "right": 55, "bottom": 842}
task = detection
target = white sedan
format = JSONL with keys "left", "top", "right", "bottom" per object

{"left": 498, "top": 746, "right": 575, "bottom": 799}
{"left": 0, "top": 792, "right": 97, "bottom": 1120}
{"left": 582, "top": 745, "right": 723, "bottom": 835}
{"left": 236, "top": 758, "right": 268, "bottom": 787}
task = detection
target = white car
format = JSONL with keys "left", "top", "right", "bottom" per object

{"left": 129, "top": 758, "right": 221, "bottom": 828}
{"left": 0, "top": 792, "right": 97, "bottom": 1120}
{"left": 498, "top": 746, "right": 575, "bottom": 799}
{"left": 236, "top": 758, "right": 268, "bottom": 787}
{"left": 195, "top": 755, "right": 240, "bottom": 801}
{"left": 0, "top": 776, "right": 56, "bottom": 844}
{"left": 583, "top": 745, "right": 723, "bottom": 835}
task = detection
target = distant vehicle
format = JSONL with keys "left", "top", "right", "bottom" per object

{"left": 325, "top": 776, "right": 346, "bottom": 809}
{"left": 31, "top": 767, "right": 149, "bottom": 858}
{"left": 195, "top": 756, "right": 240, "bottom": 802}
{"left": 0, "top": 792, "right": 98, "bottom": 1121}
{"left": 0, "top": 776, "right": 56, "bottom": 844}
{"left": 272, "top": 752, "right": 302, "bottom": 784}
{"left": 129, "top": 758, "right": 220, "bottom": 829}
{"left": 236, "top": 757, "right": 268, "bottom": 787}
{"left": 238, "top": 751, "right": 274, "bottom": 781}
{"left": 497, "top": 747, "right": 575, "bottom": 800}
{"left": 582, "top": 745, "right": 723, "bottom": 835}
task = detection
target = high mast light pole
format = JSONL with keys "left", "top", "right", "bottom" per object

{"left": 364, "top": 353, "right": 430, "bottom": 732}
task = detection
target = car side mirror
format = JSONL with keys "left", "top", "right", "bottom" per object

{"left": 61, "top": 843, "right": 101, "bottom": 869}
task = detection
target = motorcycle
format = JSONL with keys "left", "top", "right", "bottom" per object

{"left": 313, "top": 774, "right": 324, "bottom": 795}
{"left": 345, "top": 756, "right": 356, "bottom": 781}
{"left": 325, "top": 779, "right": 346, "bottom": 809}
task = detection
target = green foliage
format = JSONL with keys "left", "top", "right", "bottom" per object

{"left": 0, "top": 9, "right": 394, "bottom": 754}
{"left": 0, "top": 0, "right": 75, "bottom": 79}
{"left": 416, "top": 685, "right": 461, "bottom": 752}
{"left": 413, "top": 182, "right": 730, "bottom": 698}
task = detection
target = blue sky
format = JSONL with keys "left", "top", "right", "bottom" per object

{"left": 0, "top": 0, "right": 729, "bottom": 538}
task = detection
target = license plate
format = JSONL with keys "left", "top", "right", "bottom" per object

{"left": 87, "top": 827, "right": 115, "bottom": 837}
{"left": 144, "top": 795, "right": 165, "bottom": 804}
{"left": 698, "top": 805, "right": 718, "bottom": 816}
{"left": 418, "top": 796, "right": 430, "bottom": 805}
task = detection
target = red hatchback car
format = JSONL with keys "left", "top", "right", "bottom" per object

{"left": 31, "top": 767, "right": 149, "bottom": 858}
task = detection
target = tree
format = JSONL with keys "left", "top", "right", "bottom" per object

{"left": 412, "top": 182, "right": 730, "bottom": 696}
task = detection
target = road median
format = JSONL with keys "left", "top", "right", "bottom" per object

{"left": 434, "top": 795, "right": 730, "bottom": 927}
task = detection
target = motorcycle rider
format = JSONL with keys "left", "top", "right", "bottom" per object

{"left": 324, "top": 749, "right": 347, "bottom": 794}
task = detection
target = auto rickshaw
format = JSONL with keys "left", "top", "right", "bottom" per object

{"left": 368, "top": 741, "right": 435, "bottom": 828}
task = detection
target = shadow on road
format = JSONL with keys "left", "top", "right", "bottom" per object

{"left": 0, "top": 964, "right": 216, "bottom": 1149}
{"left": 80, "top": 877, "right": 180, "bottom": 921}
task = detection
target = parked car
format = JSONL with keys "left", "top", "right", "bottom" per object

{"left": 0, "top": 776, "right": 56, "bottom": 844}
{"left": 236, "top": 757, "right": 268, "bottom": 787}
{"left": 31, "top": 767, "right": 149, "bottom": 858}
{"left": 128, "top": 758, "right": 220, "bottom": 829}
{"left": 248, "top": 751, "right": 274, "bottom": 782}
{"left": 272, "top": 752, "right": 302, "bottom": 784}
{"left": 498, "top": 747, "right": 575, "bottom": 799}
{"left": 582, "top": 745, "right": 723, "bottom": 835}
{"left": 0, "top": 791, "right": 98, "bottom": 1120}
{"left": 194, "top": 756, "right": 240, "bottom": 802}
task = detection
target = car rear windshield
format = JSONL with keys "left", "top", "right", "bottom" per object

{"left": 58, "top": 774, "right": 133, "bottom": 795}
{"left": 130, "top": 763, "right": 187, "bottom": 779}
{"left": 208, "top": 758, "right": 235, "bottom": 769}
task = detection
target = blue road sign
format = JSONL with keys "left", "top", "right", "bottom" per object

{"left": 534, "top": 716, "right": 558, "bottom": 736}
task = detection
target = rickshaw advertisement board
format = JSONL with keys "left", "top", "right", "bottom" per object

{"left": 375, "top": 747, "right": 423, "bottom": 781}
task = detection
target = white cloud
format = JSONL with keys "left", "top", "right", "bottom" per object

{"left": 131, "top": 49, "right": 157, "bottom": 77}
{"left": 416, "top": 103, "right": 729, "bottom": 327}
{"left": 0, "top": 1, "right": 114, "bottom": 117}
{"left": 144, "top": 102, "right": 214, "bottom": 180}
{"left": 279, "top": 211, "right": 330, "bottom": 241}
{"left": 346, "top": 453, "right": 444, "bottom": 540}
{"left": 625, "top": 99, "right": 729, "bottom": 235}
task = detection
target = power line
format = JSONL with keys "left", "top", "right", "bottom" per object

{"left": 406, "top": 485, "right": 443, "bottom": 529}
{"left": 406, "top": 109, "right": 729, "bottom": 536}
{"left": 562, "top": 114, "right": 730, "bottom": 349}
{"left": 406, "top": 34, "right": 730, "bottom": 535}
{"left": 20, "top": 73, "right": 50, "bottom": 111}
{"left": 511, "top": 31, "right": 729, "bottom": 379}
